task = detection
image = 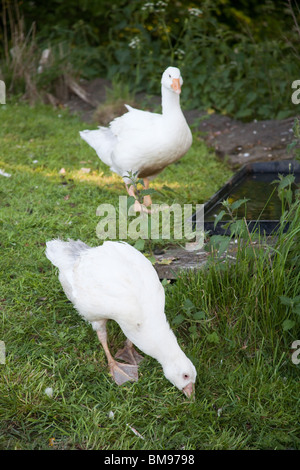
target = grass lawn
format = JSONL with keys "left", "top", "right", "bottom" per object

{"left": 0, "top": 101, "right": 299, "bottom": 450}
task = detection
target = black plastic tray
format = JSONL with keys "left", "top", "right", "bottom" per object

{"left": 193, "top": 160, "right": 300, "bottom": 236}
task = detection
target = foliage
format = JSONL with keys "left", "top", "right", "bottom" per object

{"left": 1, "top": 0, "right": 300, "bottom": 119}
{"left": 288, "top": 117, "right": 300, "bottom": 163}
{"left": 98, "top": 0, "right": 300, "bottom": 120}
{"left": 171, "top": 184, "right": 300, "bottom": 347}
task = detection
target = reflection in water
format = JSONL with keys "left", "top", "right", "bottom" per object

{"left": 205, "top": 173, "right": 300, "bottom": 221}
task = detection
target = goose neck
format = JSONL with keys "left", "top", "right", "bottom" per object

{"left": 161, "top": 86, "right": 181, "bottom": 116}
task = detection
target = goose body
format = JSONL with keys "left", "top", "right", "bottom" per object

{"left": 79, "top": 67, "right": 192, "bottom": 207}
{"left": 46, "top": 239, "right": 196, "bottom": 396}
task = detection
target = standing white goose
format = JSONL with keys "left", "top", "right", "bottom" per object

{"left": 79, "top": 66, "right": 192, "bottom": 208}
{"left": 45, "top": 239, "right": 196, "bottom": 397}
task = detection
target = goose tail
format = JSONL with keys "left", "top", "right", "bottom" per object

{"left": 79, "top": 128, "right": 116, "bottom": 167}
{"left": 45, "top": 239, "right": 90, "bottom": 271}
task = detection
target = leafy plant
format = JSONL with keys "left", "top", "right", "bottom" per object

{"left": 280, "top": 295, "right": 300, "bottom": 331}
{"left": 172, "top": 297, "right": 207, "bottom": 340}
{"left": 288, "top": 118, "right": 300, "bottom": 164}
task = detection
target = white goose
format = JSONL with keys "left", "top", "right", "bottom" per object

{"left": 46, "top": 239, "right": 196, "bottom": 397}
{"left": 79, "top": 66, "right": 192, "bottom": 208}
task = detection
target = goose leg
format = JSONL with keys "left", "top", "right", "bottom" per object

{"left": 115, "top": 339, "right": 144, "bottom": 365}
{"left": 96, "top": 324, "right": 138, "bottom": 385}
{"left": 125, "top": 183, "right": 149, "bottom": 213}
{"left": 142, "top": 177, "right": 152, "bottom": 207}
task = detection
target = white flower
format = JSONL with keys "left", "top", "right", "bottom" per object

{"left": 0, "top": 169, "right": 11, "bottom": 178}
{"left": 175, "top": 49, "right": 185, "bottom": 58}
{"left": 45, "top": 387, "right": 53, "bottom": 398}
{"left": 141, "top": 2, "right": 154, "bottom": 11}
{"left": 128, "top": 37, "right": 141, "bottom": 49}
{"left": 188, "top": 8, "right": 203, "bottom": 17}
{"left": 141, "top": 1, "right": 167, "bottom": 13}
{"left": 155, "top": 0, "right": 167, "bottom": 12}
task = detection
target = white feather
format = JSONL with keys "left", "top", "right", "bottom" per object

{"left": 79, "top": 67, "right": 192, "bottom": 182}
{"left": 46, "top": 239, "right": 197, "bottom": 393}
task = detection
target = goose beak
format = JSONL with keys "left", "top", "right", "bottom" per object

{"left": 182, "top": 382, "right": 195, "bottom": 398}
{"left": 171, "top": 78, "right": 181, "bottom": 94}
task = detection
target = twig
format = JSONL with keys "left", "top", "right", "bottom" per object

{"left": 2, "top": 0, "right": 9, "bottom": 62}
{"left": 287, "top": 0, "right": 300, "bottom": 40}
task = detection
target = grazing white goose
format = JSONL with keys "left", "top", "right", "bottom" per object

{"left": 45, "top": 239, "right": 196, "bottom": 397}
{"left": 79, "top": 66, "right": 192, "bottom": 208}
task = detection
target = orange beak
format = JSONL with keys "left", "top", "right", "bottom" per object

{"left": 182, "top": 382, "right": 195, "bottom": 398}
{"left": 171, "top": 78, "right": 181, "bottom": 94}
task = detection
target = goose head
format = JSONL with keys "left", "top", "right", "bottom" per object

{"left": 161, "top": 66, "right": 183, "bottom": 95}
{"left": 162, "top": 353, "right": 197, "bottom": 398}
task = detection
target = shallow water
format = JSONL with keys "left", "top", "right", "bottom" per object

{"left": 205, "top": 172, "right": 300, "bottom": 221}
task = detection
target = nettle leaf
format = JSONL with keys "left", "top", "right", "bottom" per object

{"left": 279, "top": 295, "right": 293, "bottom": 306}
{"left": 292, "top": 305, "right": 300, "bottom": 316}
{"left": 208, "top": 235, "right": 231, "bottom": 258}
{"left": 284, "top": 188, "right": 293, "bottom": 205}
{"left": 172, "top": 314, "right": 185, "bottom": 326}
{"left": 278, "top": 174, "right": 295, "bottom": 190}
{"left": 217, "top": 237, "right": 231, "bottom": 258}
{"left": 127, "top": 195, "right": 136, "bottom": 210}
{"left": 193, "top": 311, "right": 206, "bottom": 321}
{"left": 282, "top": 319, "right": 296, "bottom": 331}
{"left": 231, "top": 198, "right": 249, "bottom": 211}
{"left": 287, "top": 141, "right": 297, "bottom": 153}
{"left": 183, "top": 298, "right": 195, "bottom": 313}
{"left": 189, "top": 325, "right": 198, "bottom": 336}
{"left": 207, "top": 332, "right": 220, "bottom": 344}
{"left": 280, "top": 295, "right": 300, "bottom": 308}
{"left": 214, "top": 210, "right": 226, "bottom": 229}
{"left": 140, "top": 188, "right": 157, "bottom": 196}
{"left": 229, "top": 219, "right": 243, "bottom": 235}
{"left": 134, "top": 239, "right": 145, "bottom": 251}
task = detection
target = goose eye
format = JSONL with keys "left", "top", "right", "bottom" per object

{"left": 169, "top": 74, "right": 171, "bottom": 78}
{"left": 183, "top": 374, "right": 189, "bottom": 380}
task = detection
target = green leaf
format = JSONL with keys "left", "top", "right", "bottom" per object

{"left": 280, "top": 296, "right": 294, "bottom": 307}
{"left": 183, "top": 298, "right": 195, "bottom": 312}
{"left": 140, "top": 188, "right": 157, "bottom": 196}
{"left": 230, "top": 219, "right": 246, "bottom": 236}
{"left": 287, "top": 141, "right": 297, "bottom": 153}
{"left": 218, "top": 237, "right": 231, "bottom": 258}
{"left": 235, "top": 108, "right": 253, "bottom": 119}
{"left": 292, "top": 305, "right": 300, "bottom": 316}
{"left": 231, "top": 198, "right": 249, "bottom": 211}
{"left": 278, "top": 174, "right": 295, "bottom": 190}
{"left": 188, "top": 325, "right": 198, "bottom": 336}
{"left": 214, "top": 210, "right": 226, "bottom": 229}
{"left": 172, "top": 314, "right": 185, "bottom": 326}
{"left": 282, "top": 319, "right": 296, "bottom": 331}
{"left": 127, "top": 195, "right": 136, "bottom": 210}
{"left": 193, "top": 311, "right": 206, "bottom": 321}
{"left": 276, "top": 109, "right": 293, "bottom": 120}
{"left": 207, "top": 332, "right": 220, "bottom": 344}
{"left": 148, "top": 255, "right": 157, "bottom": 265}
{"left": 134, "top": 239, "right": 145, "bottom": 251}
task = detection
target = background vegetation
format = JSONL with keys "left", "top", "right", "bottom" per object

{"left": 1, "top": 0, "right": 300, "bottom": 120}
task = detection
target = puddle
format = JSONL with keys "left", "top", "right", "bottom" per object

{"left": 205, "top": 172, "right": 300, "bottom": 221}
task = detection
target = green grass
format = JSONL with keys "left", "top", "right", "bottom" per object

{"left": 0, "top": 101, "right": 299, "bottom": 450}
